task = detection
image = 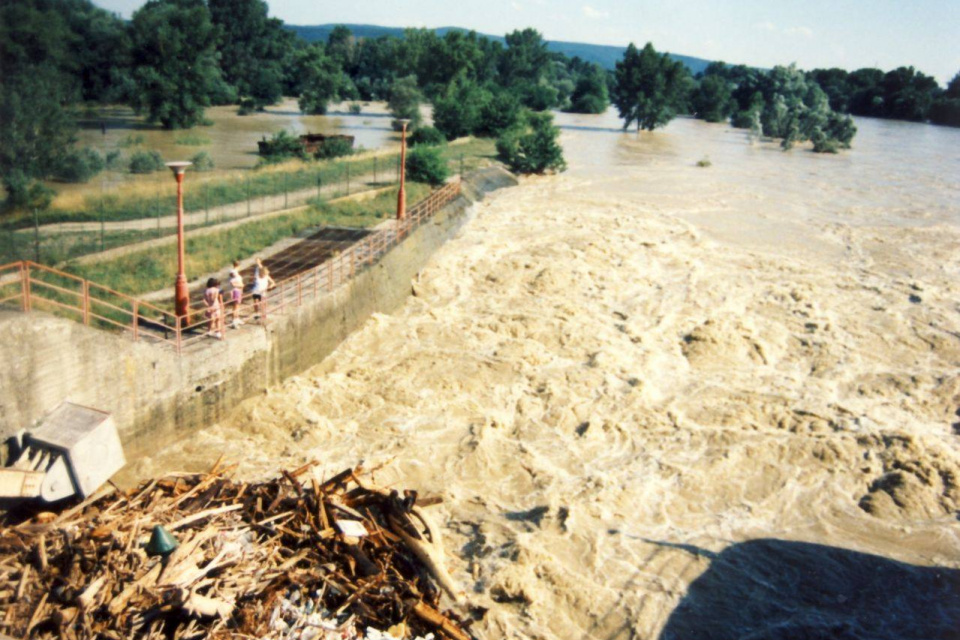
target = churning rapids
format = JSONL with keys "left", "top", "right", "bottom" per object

{"left": 131, "top": 111, "right": 960, "bottom": 639}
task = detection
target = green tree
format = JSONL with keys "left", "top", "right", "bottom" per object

{"left": 208, "top": 0, "right": 293, "bottom": 109}
{"left": 0, "top": 1, "right": 79, "bottom": 201}
{"left": 296, "top": 45, "right": 349, "bottom": 114}
{"left": 496, "top": 111, "right": 566, "bottom": 174}
{"left": 567, "top": 64, "right": 609, "bottom": 114}
{"left": 478, "top": 91, "right": 523, "bottom": 137}
{"left": 612, "top": 42, "right": 689, "bottom": 132}
{"left": 129, "top": 0, "right": 228, "bottom": 129}
{"left": 432, "top": 75, "right": 491, "bottom": 140}
{"left": 930, "top": 72, "right": 960, "bottom": 127}
{"left": 326, "top": 25, "right": 355, "bottom": 72}
{"left": 691, "top": 74, "right": 734, "bottom": 122}
{"left": 387, "top": 75, "right": 423, "bottom": 131}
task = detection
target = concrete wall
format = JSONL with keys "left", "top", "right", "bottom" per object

{"left": 0, "top": 168, "right": 517, "bottom": 462}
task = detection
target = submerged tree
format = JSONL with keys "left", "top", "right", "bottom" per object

{"left": 567, "top": 64, "right": 609, "bottom": 114}
{"left": 296, "top": 44, "right": 350, "bottom": 115}
{"left": 691, "top": 75, "right": 734, "bottom": 123}
{"left": 496, "top": 111, "right": 566, "bottom": 174}
{"left": 612, "top": 42, "right": 689, "bottom": 132}
{"left": 387, "top": 75, "right": 423, "bottom": 131}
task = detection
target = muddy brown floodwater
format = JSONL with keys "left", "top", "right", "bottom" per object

{"left": 130, "top": 112, "right": 960, "bottom": 639}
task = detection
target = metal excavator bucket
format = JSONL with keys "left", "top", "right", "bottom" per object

{"left": 0, "top": 402, "right": 126, "bottom": 503}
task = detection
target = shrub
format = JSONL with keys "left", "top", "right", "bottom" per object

{"left": 349, "top": 102, "right": 362, "bottom": 114}
{"left": 237, "top": 98, "right": 257, "bottom": 116}
{"left": 314, "top": 137, "right": 354, "bottom": 160}
{"left": 190, "top": 151, "right": 215, "bottom": 171}
{"left": 54, "top": 147, "right": 105, "bottom": 183}
{"left": 496, "top": 111, "right": 566, "bottom": 174}
{"left": 128, "top": 150, "right": 165, "bottom": 174}
{"left": 405, "top": 146, "right": 449, "bottom": 186}
{"left": 105, "top": 150, "right": 124, "bottom": 170}
{"left": 408, "top": 126, "right": 446, "bottom": 147}
{"left": 2, "top": 170, "right": 54, "bottom": 211}
{"left": 117, "top": 134, "right": 145, "bottom": 148}
{"left": 696, "top": 156, "right": 712, "bottom": 167}
{"left": 258, "top": 130, "right": 307, "bottom": 163}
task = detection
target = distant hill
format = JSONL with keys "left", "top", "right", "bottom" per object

{"left": 287, "top": 24, "right": 713, "bottom": 76}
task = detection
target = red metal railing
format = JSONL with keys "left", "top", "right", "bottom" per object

{"left": 0, "top": 181, "right": 462, "bottom": 355}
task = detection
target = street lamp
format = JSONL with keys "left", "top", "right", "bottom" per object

{"left": 396, "top": 119, "right": 411, "bottom": 221}
{"left": 165, "top": 161, "right": 192, "bottom": 319}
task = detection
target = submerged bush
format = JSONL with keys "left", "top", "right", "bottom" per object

{"left": 405, "top": 146, "right": 449, "bottom": 186}
{"left": 128, "top": 150, "right": 165, "bottom": 174}
{"left": 258, "top": 130, "right": 307, "bottom": 163}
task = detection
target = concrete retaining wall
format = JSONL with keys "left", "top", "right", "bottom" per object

{"left": 0, "top": 168, "right": 517, "bottom": 462}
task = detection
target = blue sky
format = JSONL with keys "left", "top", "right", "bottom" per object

{"left": 94, "top": 0, "right": 959, "bottom": 84}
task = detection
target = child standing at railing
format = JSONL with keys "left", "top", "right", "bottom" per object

{"left": 204, "top": 277, "right": 224, "bottom": 339}
{"left": 251, "top": 265, "right": 275, "bottom": 321}
{"left": 228, "top": 261, "right": 244, "bottom": 328}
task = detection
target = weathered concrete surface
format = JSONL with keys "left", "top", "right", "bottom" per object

{"left": 0, "top": 167, "right": 516, "bottom": 462}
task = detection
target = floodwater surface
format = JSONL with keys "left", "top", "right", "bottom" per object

{"left": 131, "top": 110, "right": 960, "bottom": 639}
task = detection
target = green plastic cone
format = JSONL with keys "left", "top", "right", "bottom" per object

{"left": 145, "top": 525, "right": 179, "bottom": 556}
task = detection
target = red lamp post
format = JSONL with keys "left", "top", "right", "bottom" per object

{"left": 396, "top": 119, "right": 411, "bottom": 221}
{"left": 166, "top": 161, "right": 192, "bottom": 319}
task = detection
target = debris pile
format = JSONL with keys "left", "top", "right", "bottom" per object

{"left": 0, "top": 461, "right": 473, "bottom": 640}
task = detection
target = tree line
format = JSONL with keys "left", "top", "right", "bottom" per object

{"left": 2, "top": 0, "right": 958, "bottom": 209}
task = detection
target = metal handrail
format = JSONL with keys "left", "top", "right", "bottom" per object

{"left": 2, "top": 180, "right": 463, "bottom": 353}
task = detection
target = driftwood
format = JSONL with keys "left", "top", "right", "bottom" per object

{"left": 0, "top": 463, "right": 475, "bottom": 640}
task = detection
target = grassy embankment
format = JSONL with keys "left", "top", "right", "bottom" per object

{"left": 69, "top": 182, "right": 432, "bottom": 298}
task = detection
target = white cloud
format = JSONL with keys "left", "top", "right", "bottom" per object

{"left": 784, "top": 26, "right": 814, "bottom": 38}
{"left": 583, "top": 5, "right": 609, "bottom": 19}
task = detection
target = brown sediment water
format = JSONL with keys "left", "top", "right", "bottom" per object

{"left": 131, "top": 112, "right": 960, "bottom": 638}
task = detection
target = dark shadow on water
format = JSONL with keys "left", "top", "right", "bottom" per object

{"left": 657, "top": 538, "right": 960, "bottom": 640}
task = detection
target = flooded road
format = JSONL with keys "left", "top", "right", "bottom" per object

{"left": 131, "top": 112, "right": 960, "bottom": 638}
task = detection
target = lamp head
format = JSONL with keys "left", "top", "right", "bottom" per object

{"left": 165, "top": 161, "right": 192, "bottom": 177}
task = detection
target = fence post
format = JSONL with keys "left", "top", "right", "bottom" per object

{"left": 22, "top": 263, "right": 31, "bottom": 312}
{"left": 83, "top": 280, "right": 90, "bottom": 325}
{"left": 132, "top": 300, "right": 139, "bottom": 341}
{"left": 33, "top": 209, "right": 40, "bottom": 263}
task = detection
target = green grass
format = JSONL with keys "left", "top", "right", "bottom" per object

{"left": 117, "top": 134, "right": 145, "bottom": 148}
{"left": 174, "top": 133, "right": 212, "bottom": 146}
{"left": 68, "top": 183, "right": 432, "bottom": 299}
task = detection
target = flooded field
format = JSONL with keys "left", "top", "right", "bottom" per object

{"left": 55, "top": 100, "right": 403, "bottom": 206}
{"left": 130, "top": 112, "right": 960, "bottom": 638}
